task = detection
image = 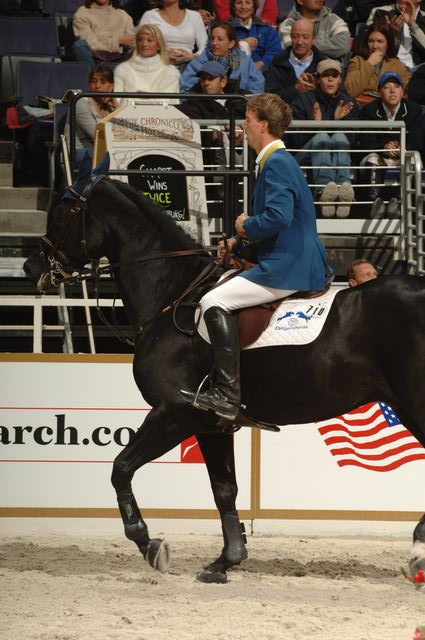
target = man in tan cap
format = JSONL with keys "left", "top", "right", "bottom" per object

{"left": 290, "top": 57, "right": 360, "bottom": 218}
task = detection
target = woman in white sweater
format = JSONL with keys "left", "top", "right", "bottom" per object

{"left": 114, "top": 24, "right": 180, "bottom": 98}
{"left": 138, "top": 0, "right": 208, "bottom": 66}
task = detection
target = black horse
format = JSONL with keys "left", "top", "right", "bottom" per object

{"left": 24, "top": 173, "right": 425, "bottom": 583}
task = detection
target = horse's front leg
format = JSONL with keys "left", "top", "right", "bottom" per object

{"left": 111, "top": 405, "right": 192, "bottom": 573}
{"left": 196, "top": 431, "right": 248, "bottom": 583}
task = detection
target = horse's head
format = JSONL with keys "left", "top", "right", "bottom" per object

{"left": 24, "top": 154, "right": 110, "bottom": 292}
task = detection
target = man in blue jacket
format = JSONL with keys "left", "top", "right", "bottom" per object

{"left": 180, "top": 93, "right": 331, "bottom": 422}
{"left": 265, "top": 18, "right": 326, "bottom": 103}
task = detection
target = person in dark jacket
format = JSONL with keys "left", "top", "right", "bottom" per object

{"left": 227, "top": 0, "right": 282, "bottom": 70}
{"left": 265, "top": 18, "right": 326, "bottom": 103}
{"left": 291, "top": 57, "right": 360, "bottom": 218}
{"left": 360, "top": 69, "right": 424, "bottom": 217}
{"left": 178, "top": 60, "right": 247, "bottom": 217}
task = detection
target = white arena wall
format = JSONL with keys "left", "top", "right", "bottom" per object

{"left": 1, "top": 354, "right": 424, "bottom": 535}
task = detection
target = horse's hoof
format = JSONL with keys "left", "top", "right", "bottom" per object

{"left": 146, "top": 538, "right": 170, "bottom": 573}
{"left": 196, "top": 568, "right": 228, "bottom": 584}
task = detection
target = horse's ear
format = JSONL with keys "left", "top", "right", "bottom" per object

{"left": 93, "top": 152, "right": 110, "bottom": 177}
{"left": 63, "top": 149, "right": 93, "bottom": 201}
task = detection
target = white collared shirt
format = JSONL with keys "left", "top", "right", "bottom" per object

{"left": 383, "top": 101, "right": 401, "bottom": 120}
{"left": 289, "top": 50, "right": 314, "bottom": 78}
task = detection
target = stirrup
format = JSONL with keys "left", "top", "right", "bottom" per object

{"left": 180, "top": 375, "right": 244, "bottom": 420}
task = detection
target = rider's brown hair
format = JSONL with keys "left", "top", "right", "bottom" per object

{"left": 246, "top": 93, "right": 292, "bottom": 138}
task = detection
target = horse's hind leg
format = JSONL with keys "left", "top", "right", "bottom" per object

{"left": 196, "top": 431, "right": 248, "bottom": 583}
{"left": 111, "top": 406, "right": 193, "bottom": 573}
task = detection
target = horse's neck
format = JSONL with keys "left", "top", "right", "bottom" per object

{"left": 93, "top": 181, "right": 209, "bottom": 330}
{"left": 109, "top": 235, "right": 207, "bottom": 331}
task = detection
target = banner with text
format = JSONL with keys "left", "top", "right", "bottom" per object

{"left": 0, "top": 361, "right": 251, "bottom": 511}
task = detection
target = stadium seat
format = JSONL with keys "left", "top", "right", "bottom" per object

{"left": 0, "top": 17, "right": 61, "bottom": 98}
{"left": 43, "top": 0, "right": 84, "bottom": 17}
{"left": 17, "top": 60, "right": 89, "bottom": 106}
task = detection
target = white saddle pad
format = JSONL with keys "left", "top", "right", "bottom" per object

{"left": 197, "top": 286, "right": 340, "bottom": 350}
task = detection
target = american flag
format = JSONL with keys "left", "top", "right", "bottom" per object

{"left": 317, "top": 402, "right": 425, "bottom": 472}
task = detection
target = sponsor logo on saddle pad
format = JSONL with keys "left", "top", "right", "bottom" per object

{"left": 245, "top": 287, "right": 340, "bottom": 349}
{"left": 198, "top": 286, "right": 340, "bottom": 349}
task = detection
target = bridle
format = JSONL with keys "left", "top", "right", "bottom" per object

{"left": 38, "top": 175, "right": 105, "bottom": 288}
{"left": 38, "top": 174, "right": 225, "bottom": 341}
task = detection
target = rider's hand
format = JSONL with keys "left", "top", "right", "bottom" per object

{"left": 235, "top": 213, "right": 249, "bottom": 238}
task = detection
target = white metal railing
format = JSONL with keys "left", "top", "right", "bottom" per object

{"left": 0, "top": 291, "right": 122, "bottom": 354}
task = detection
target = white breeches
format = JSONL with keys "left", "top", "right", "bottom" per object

{"left": 200, "top": 273, "right": 296, "bottom": 314}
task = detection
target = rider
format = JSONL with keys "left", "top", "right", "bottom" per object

{"left": 180, "top": 92, "right": 332, "bottom": 422}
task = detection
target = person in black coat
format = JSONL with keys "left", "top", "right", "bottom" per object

{"left": 290, "top": 58, "right": 360, "bottom": 219}
{"left": 360, "top": 69, "right": 424, "bottom": 216}
{"left": 265, "top": 18, "right": 326, "bottom": 103}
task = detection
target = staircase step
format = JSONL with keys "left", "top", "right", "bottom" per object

{"left": 0, "top": 186, "right": 50, "bottom": 210}
{"left": 0, "top": 210, "right": 47, "bottom": 236}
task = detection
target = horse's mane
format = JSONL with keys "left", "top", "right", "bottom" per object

{"left": 109, "top": 178, "right": 205, "bottom": 252}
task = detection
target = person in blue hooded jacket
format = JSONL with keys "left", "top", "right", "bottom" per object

{"left": 179, "top": 21, "right": 265, "bottom": 92}
{"left": 227, "top": 0, "right": 282, "bottom": 71}
{"left": 180, "top": 92, "right": 331, "bottom": 422}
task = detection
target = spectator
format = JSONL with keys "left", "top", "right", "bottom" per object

{"left": 213, "top": 0, "right": 278, "bottom": 26}
{"left": 122, "top": 0, "right": 215, "bottom": 26}
{"left": 138, "top": 0, "right": 208, "bottom": 67}
{"left": 265, "top": 18, "right": 326, "bottom": 102}
{"left": 347, "top": 258, "right": 378, "bottom": 285}
{"left": 345, "top": 21, "right": 411, "bottom": 103}
{"left": 360, "top": 70, "right": 424, "bottom": 217}
{"left": 408, "top": 60, "right": 425, "bottom": 103}
{"left": 73, "top": 0, "right": 136, "bottom": 69}
{"left": 279, "top": 1, "right": 351, "bottom": 61}
{"left": 114, "top": 24, "right": 180, "bottom": 98}
{"left": 367, "top": 0, "right": 425, "bottom": 69}
{"left": 178, "top": 61, "right": 247, "bottom": 217}
{"left": 227, "top": 0, "right": 282, "bottom": 70}
{"left": 291, "top": 58, "right": 359, "bottom": 218}
{"left": 179, "top": 60, "right": 248, "bottom": 114}
{"left": 65, "top": 63, "right": 117, "bottom": 166}
{"left": 180, "top": 21, "right": 265, "bottom": 92}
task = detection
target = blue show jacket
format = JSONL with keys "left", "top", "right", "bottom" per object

{"left": 241, "top": 147, "right": 330, "bottom": 291}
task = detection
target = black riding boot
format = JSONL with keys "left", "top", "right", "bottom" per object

{"left": 180, "top": 306, "right": 241, "bottom": 421}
